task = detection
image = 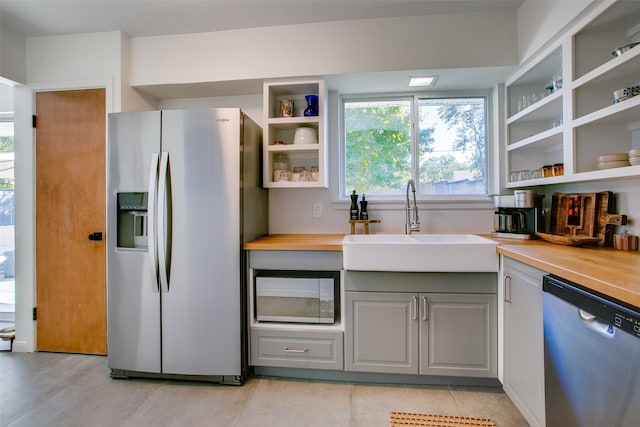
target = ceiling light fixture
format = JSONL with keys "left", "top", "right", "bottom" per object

{"left": 408, "top": 76, "right": 439, "bottom": 87}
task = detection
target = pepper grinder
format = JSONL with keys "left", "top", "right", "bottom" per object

{"left": 359, "top": 194, "right": 368, "bottom": 220}
{"left": 350, "top": 190, "right": 359, "bottom": 220}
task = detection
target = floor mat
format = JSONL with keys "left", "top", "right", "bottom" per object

{"left": 390, "top": 412, "right": 496, "bottom": 427}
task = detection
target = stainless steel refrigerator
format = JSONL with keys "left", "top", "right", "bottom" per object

{"left": 107, "top": 108, "right": 267, "bottom": 384}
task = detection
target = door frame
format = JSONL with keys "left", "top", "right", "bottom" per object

{"left": 13, "top": 79, "right": 114, "bottom": 352}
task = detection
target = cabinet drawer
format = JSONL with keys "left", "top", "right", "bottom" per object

{"left": 250, "top": 328, "right": 343, "bottom": 370}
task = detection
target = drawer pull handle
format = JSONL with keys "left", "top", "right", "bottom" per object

{"left": 284, "top": 347, "right": 309, "bottom": 353}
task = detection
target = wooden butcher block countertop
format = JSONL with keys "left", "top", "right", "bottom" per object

{"left": 243, "top": 234, "right": 345, "bottom": 251}
{"left": 244, "top": 233, "right": 640, "bottom": 309}
{"left": 494, "top": 238, "right": 640, "bottom": 309}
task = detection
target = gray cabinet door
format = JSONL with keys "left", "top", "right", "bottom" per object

{"left": 420, "top": 293, "right": 497, "bottom": 378}
{"left": 345, "top": 292, "right": 419, "bottom": 374}
{"left": 503, "top": 258, "right": 545, "bottom": 427}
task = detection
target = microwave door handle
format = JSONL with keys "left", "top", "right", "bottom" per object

{"left": 147, "top": 152, "right": 160, "bottom": 293}
{"left": 157, "top": 151, "right": 170, "bottom": 293}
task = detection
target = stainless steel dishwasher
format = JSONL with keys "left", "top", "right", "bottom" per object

{"left": 543, "top": 275, "right": 640, "bottom": 427}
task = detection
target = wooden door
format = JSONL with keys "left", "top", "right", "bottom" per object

{"left": 35, "top": 89, "right": 106, "bottom": 354}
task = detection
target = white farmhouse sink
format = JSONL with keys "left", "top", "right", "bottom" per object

{"left": 342, "top": 234, "right": 499, "bottom": 272}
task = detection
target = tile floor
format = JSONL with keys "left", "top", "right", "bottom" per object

{"left": 0, "top": 352, "right": 529, "bottom": 426}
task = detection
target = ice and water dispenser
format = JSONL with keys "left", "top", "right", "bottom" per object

{"left": 117, "top": 192, "right": 148, "bottom": 249}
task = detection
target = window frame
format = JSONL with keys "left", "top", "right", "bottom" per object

{"left": 339, "top": 90, "right": 494, "bottom": 204}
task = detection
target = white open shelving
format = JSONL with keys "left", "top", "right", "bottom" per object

{"left": 505, "top": 0, "right": 640, "bottom": 188}
{"left": 262, "top": 79, "right": 328, "bottom": 188}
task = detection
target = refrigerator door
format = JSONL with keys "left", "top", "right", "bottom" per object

{"left": 160, "top": 109, "right": 242, "bottom": 376}
{"left": 107, "top": 111, "right": 162, "bottom": 373}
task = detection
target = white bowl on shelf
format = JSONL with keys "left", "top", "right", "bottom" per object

{"left": 629, "top": 156, "right": 640, "bottom": 166}
{"left": 293, "top": 127, "right": 317, "bottom": 145}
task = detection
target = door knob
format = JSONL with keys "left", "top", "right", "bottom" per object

{"left": 88, "top": 232, "right": 103, "bottom": 241}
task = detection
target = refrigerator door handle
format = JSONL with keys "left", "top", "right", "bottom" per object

{"left": 157, "top": 151, "right": 170, "bottom": 293}
{"left": 147, "top": 152, "right": 160, "bottom": 293}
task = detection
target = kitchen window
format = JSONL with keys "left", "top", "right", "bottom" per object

{"left": 341, "top": 94, "right": 488, "bottom": 200}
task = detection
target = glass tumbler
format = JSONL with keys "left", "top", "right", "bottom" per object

{"left": 518, "top": 170, "right": 531, "bottom": 181}
{"left": 310, "top": 166, "right": 319, "bottom": 181}
{"left": 530, "top": 169, "right": 543, "bottom": 179}
{"left": 273, "top": 153, "right": 290, "bottom": 181}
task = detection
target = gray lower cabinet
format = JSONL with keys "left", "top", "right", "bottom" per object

{"left": 250, "top": 328, "right": 344, "bottom": 370}
{"left": 247, "top": 249, "right": 344, "bottom": 371}
{"left": 422, "top": 293, "right": 497, "bottom": 377}
{"left": 502, "top": 257, "right": 545, "bottom": 427}
{"left": 345, "top": 292, "right": 419, "bottom": 374}
{"left": 346, "top": 291, "right": 497, "bottom": 378}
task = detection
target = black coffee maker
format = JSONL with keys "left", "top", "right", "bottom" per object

{"left": 492, "top": 192, "right": 544, "bottom": 239}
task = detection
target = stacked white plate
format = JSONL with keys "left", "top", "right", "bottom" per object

{"left": 597, "top": 153, "right": 630, "bottom": 170}
{"left": 630, "top": 149, "right": 640, "bottom": 166}
{"left": 613, "top": 86, "right": 640, "bottom": 103}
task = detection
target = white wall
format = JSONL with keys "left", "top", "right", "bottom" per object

{"left": 119, "top": 33, "right": 158, "bottom": 112}
{"left": 517, "top": 0, "right": 592, "bottom": 63}
{"left": 27, "top": 32, "right": 120, "bottom": 86}
{"left": 159, "top": 94, "right": 262, "bottom": 123}
{"left": 0, "top": 83, "right": 13, "bottom": 112}
{"left": 130, "top": 10, "right": 518, "bottom": 87}
{"left": 13, "top": 84, "right": 34, "bottom": 352}
{"left": 0, "top": 26, "right": 26, "bottom": 84}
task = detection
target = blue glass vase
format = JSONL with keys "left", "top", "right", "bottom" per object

{"left": 303, "top": 95, "right": 319, "bottom": 117}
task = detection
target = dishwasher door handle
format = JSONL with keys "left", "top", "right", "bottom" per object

{"left": 578, "top": 309, "right": 615, "bottom": 338}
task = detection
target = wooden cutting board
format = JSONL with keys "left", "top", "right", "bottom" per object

{"left": 549, "top": 192, "right": 597, "bottom": 237}
{"left": 596, "top": 191, "right": 628, "bottom": 247}
{"left": 549, "top": 191, "right": 627, "bottom": 247}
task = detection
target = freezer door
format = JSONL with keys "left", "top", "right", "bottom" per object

{"left": 160, "top": 109, "right": 243, "bottom": 376}
{"left": 107, "top": 111, "right": 162, "bottom": 373}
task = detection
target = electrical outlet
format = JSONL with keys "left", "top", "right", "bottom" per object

{"left": 312, "top": 202, "right": 323, "bottom": 218}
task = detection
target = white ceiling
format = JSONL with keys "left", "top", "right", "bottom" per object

{"left": 0, "top": 0, "right": 523, "bottom": 97}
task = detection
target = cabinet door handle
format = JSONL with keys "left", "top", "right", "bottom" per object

{"left": 284, "top": 347, "right": 308, "bottom": 353}
{"left": 504, "top": 275, "right": 512, "bottom": 303}
{"left": 412, "top": 296, "right": 418, "bottom": 320}
{"left": 421, "top": 296, "right": 428, "bottom": 321}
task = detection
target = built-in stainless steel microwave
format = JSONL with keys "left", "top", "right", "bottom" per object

{"left": 255, "top": 271, "right": 339, "bottom": 324}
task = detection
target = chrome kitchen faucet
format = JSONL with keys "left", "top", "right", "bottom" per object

{"left": 405, "top": 179, "right": 420, "bottom": 234}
